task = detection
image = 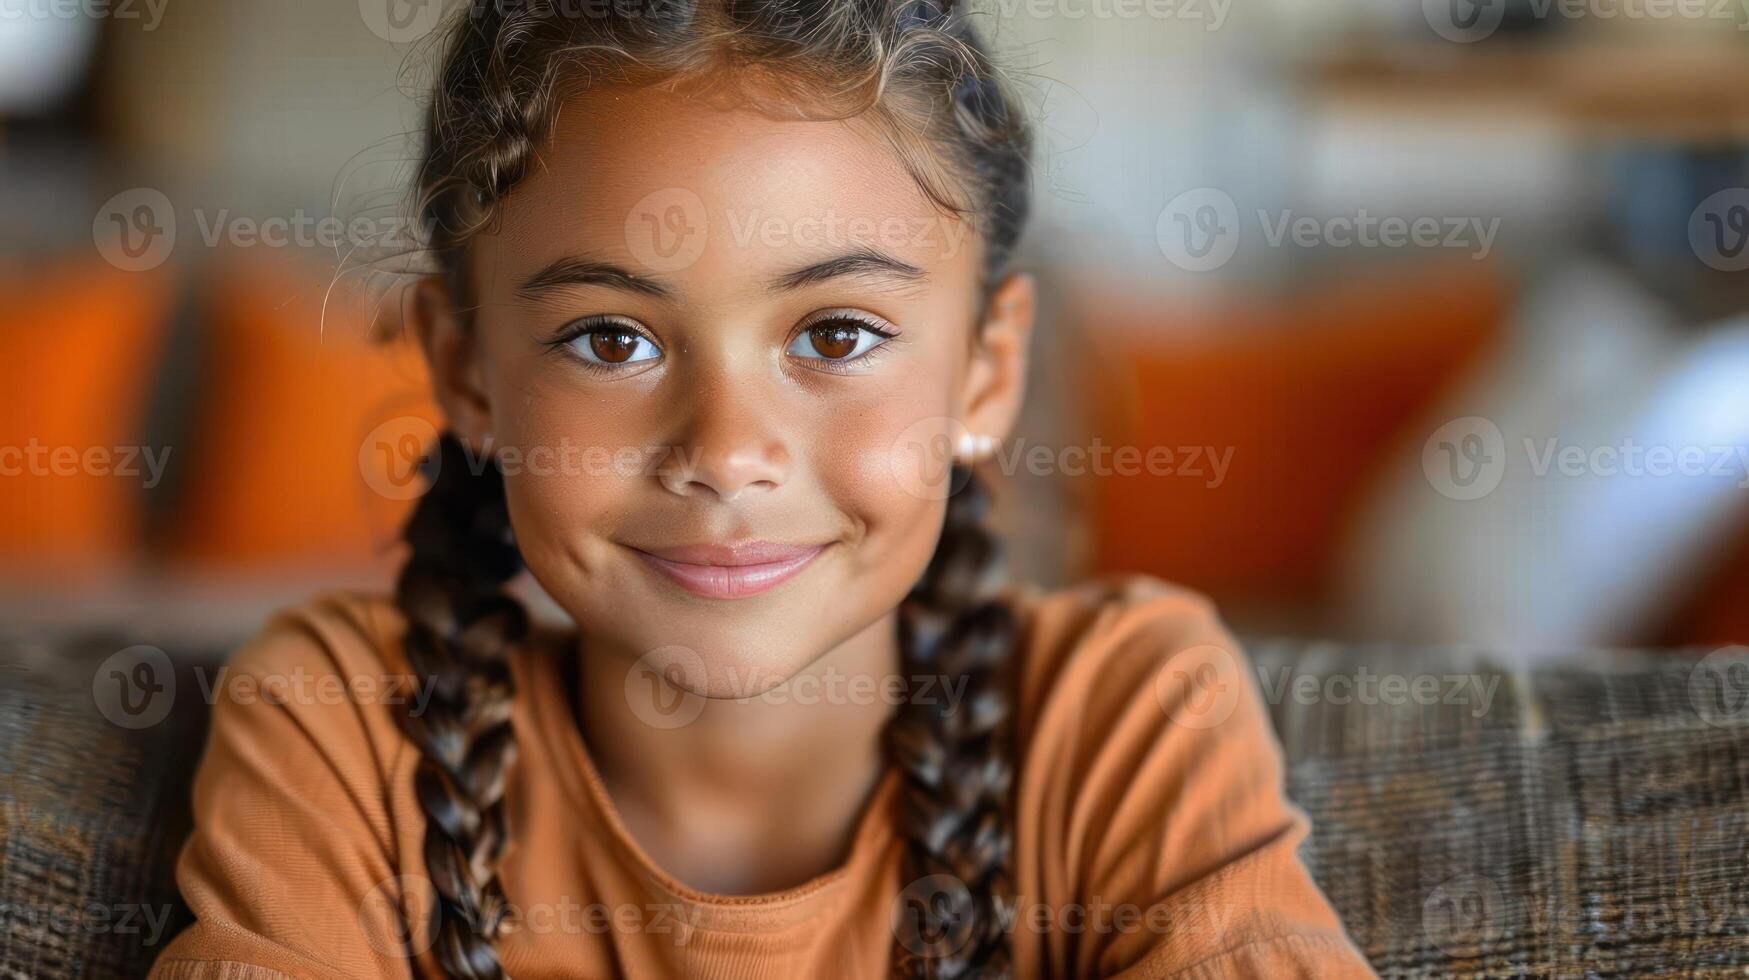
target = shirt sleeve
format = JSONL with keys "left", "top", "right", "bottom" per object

{"left": 1013, "top": 578, "right": 1376, "bottom": 979}
{"left": 149, "top": 597, "right": 428, "bottom": 980}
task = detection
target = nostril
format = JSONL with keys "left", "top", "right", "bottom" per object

{"left": 656, "top": 442, "right": 788, "bottom": 500}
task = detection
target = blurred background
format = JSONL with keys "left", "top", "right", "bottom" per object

{"left": 4, "top": 0, "right": 1749, "bottom": 653}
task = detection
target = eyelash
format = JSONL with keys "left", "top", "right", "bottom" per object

{"left": 544, "top": 316, "right": 662, "bottom": 376}
{"left": 542, "top": 310, "right": 902, "bottom": 375}
{"left": 787, "top": 310, "right": 901, "bottom": 374}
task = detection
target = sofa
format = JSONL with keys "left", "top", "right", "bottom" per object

{"left": 3, "top": 627, "right": 1746, "bottom": 978}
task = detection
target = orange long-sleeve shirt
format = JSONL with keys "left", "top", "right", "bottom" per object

{"left": 151, "top": 575, "right": 1373, "bottom": 978}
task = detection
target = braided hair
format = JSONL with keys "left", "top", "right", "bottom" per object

{"left": 394, "top": 435, "right": 527, "bottom": 979}
{"left": 394, "top": 1, "right": 1032, "bottom": 976}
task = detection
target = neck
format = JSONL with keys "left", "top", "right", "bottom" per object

{"left": 575, "top": 610, "right": 902, "bottom": 894}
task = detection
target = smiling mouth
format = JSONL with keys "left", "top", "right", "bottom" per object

{"left": 628, "top": 541, "right": 829, "bottom": 599}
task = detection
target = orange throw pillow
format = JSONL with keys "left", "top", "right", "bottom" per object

{"left": 162, "top": 257, "right": 440, "bottom": 574}
{"left": 0, "top": 259, "right": 173, "bottom": 579}
{"left": 1083, "top": 260, "right": 1508, "bottom": 605}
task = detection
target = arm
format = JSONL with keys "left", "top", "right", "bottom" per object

{"left": 1015, "top": 580, "right": 1375, "bottom": 979}
{"left": 150, "top": 600, "right": 428, "bottom": 980}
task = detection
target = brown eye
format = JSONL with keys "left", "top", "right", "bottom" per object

{"left": 567, "top": 324, "right": 659, "bottom": 367}
{"left": 589, "top": 329, "right": 639, "bottom": 363}
{"left": 786, "top": 313, "right": 894, "bottom": 365}
{"left": 808, "top": 323, "right": 861, "bottom": 359}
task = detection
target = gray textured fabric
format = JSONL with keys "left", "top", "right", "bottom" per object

{"left": 1249, "top": 640, "right": 1749, "bottom": 978}
{"left": 0, "top": 635, "right": 211, "bottom": 979}
{"left": 1, "top": 631, "right": 1746, "bottom": 978}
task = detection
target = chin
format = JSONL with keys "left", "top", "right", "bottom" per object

{"left": 625, "top": 609, "right": 857, "bottom": 700}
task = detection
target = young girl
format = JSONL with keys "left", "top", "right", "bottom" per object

{"left": 151, "top": 1, "right": 1372, "bottom": 976}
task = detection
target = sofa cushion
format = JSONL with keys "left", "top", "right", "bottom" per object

{"left": 1250, "top": 639, "right": 1749, "bottom": 975}
{"left": 1, "top": 630, "right": 1745, "bottom": 977}
{"left": 0, "top": 634, "right": 214, "bottom": 978}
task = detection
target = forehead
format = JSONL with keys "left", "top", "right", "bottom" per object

{"left": 473, "top": 85, "right": 980, "bottom": 298}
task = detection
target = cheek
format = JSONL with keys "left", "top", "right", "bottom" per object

{"left": 481, "top": 353, "right": 664, "bottom": 585}
{"left": 818, "top": 358, "right": 959, "bottom": 581}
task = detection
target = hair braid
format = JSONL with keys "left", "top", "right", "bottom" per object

{"left": 889, "top": 465, "right": 1017, "bottom": 978}
{"left": 393, "top": 433, "right": 529, "bottom": 979}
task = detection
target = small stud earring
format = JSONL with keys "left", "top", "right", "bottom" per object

{"left": 955, "top": 431, "right": 997, "bottom": 462}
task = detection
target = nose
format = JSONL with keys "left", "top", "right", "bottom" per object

{"left": 656, "top": 381, "right": 791, "bottom": 501}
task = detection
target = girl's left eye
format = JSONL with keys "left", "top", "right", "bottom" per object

{"left": 787, "top": 318, "right": 893, "bottom": 362}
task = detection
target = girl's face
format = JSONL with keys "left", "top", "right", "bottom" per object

{"left": 413, "top": 86, "right": 1033, "bottom": 696}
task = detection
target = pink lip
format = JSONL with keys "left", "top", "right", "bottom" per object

{"left": 630, "top": 541, "right": 828, "bottom": 599}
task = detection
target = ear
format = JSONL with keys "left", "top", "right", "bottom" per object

{"left": 407, "top": 275, "right": 493, "bottom": 448}
{"left": 958, "top": 272, "right": 1036, "bottom": 459}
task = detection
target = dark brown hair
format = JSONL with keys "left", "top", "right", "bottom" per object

{"left": 393, "top": 0, "right": 1032, "bottom": 976}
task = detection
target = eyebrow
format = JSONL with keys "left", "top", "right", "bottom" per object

{"left": 515, "top": 246, "right": 928, "bottom": 300}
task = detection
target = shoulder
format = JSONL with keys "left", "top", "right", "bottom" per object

{"left": 228, "top": 590, "right": 412, "bottom": 681}
{"left": 1004, "top": 577, "right": 1359, "bottom": 975}
{"left": 1006, "top": 573, "right": 1284, "bottom": 833}
{"left": 1012, "top": 573, "right": 1226, "bottom": 647}
{"left": 1010, "top": 574, "right": 1249, "bottom": 738}
{"left": 201, "top": 591, "right": 428, "bottom": 786}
